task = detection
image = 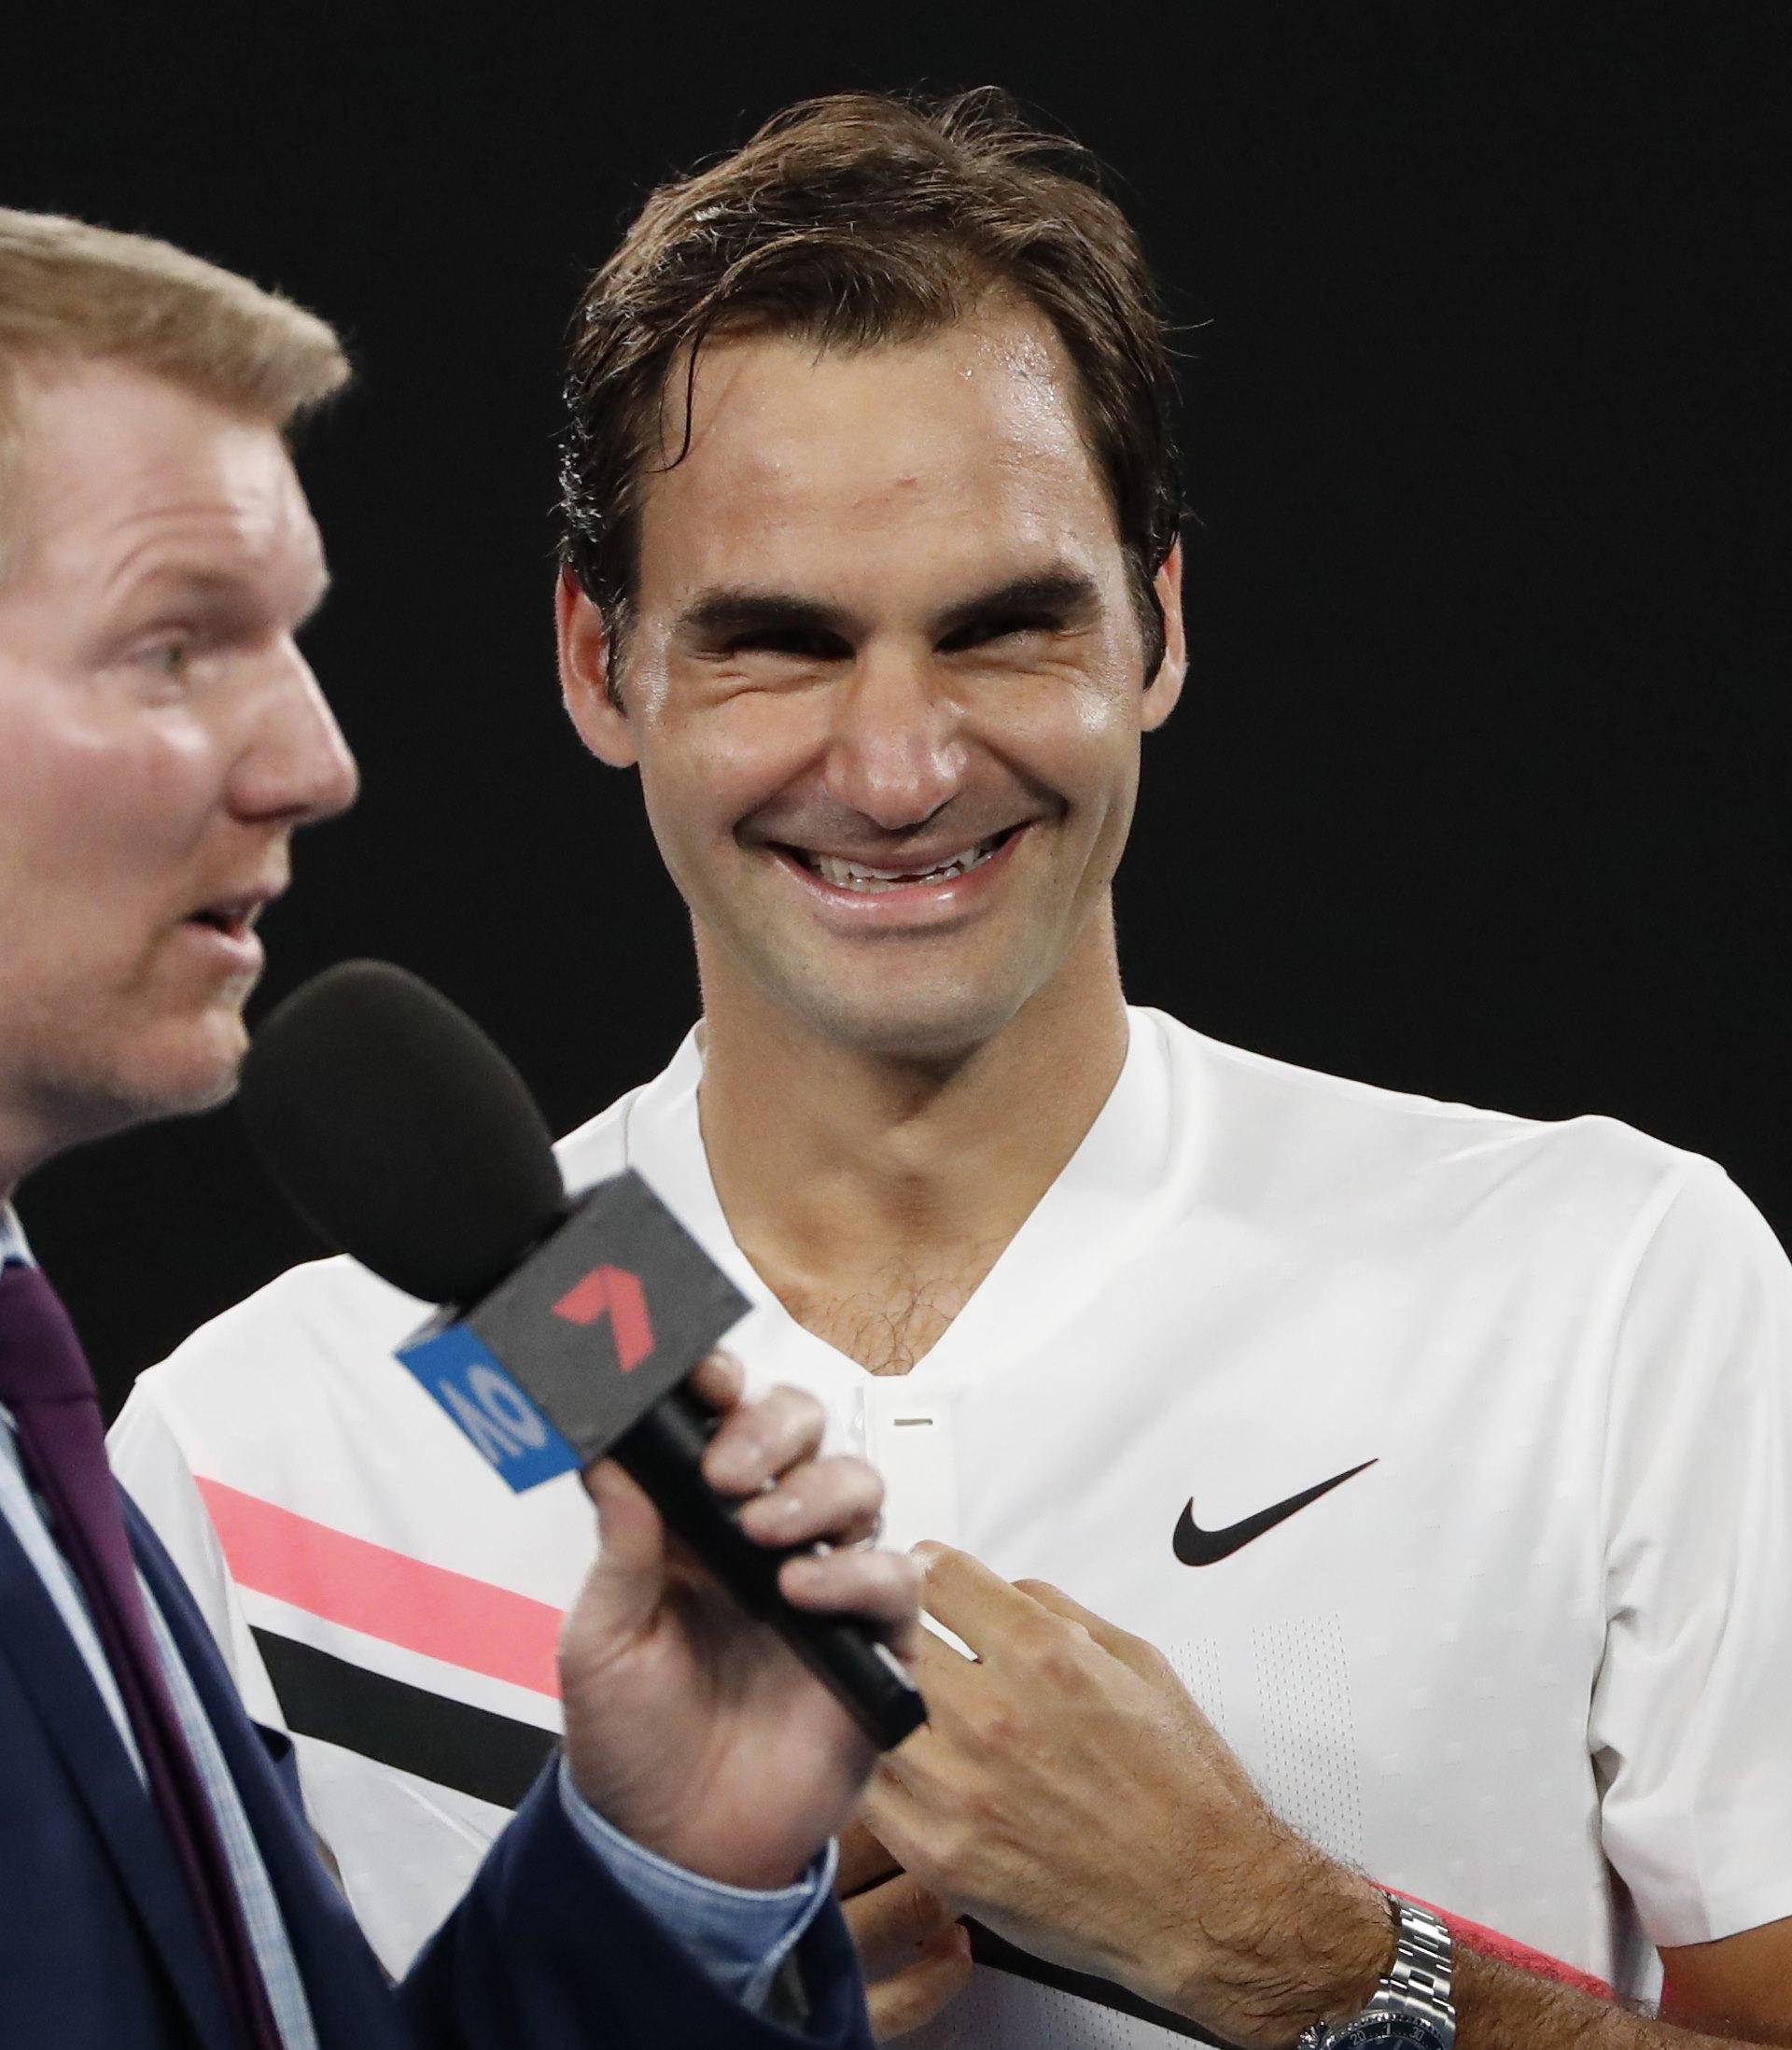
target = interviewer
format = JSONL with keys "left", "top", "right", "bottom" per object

{"left": 0, "top": 206, "right": 917, "bottom": 2049}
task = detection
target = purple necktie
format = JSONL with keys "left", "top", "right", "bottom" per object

{"left": 0, "top": 1261, "right": 283, "bottom": 2050}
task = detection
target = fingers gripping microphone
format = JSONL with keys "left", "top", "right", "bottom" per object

{"left": 238, "top": 960, "right": 925, "bottom": 1750}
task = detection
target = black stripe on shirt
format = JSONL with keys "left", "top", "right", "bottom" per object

{"left": 251, "top": 1627, "right": 556, "bottom": 1810}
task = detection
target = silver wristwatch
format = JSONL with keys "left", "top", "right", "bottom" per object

{"left": 1297, "top": 1897, "right": 1456, "bottom": 2050}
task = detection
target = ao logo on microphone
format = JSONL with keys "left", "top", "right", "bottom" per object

{"left": 397, "top": 1320, "right": 582, "bottom": 1490}
{"left": 395, "top": 1173, "right": 745, "bottom": 1496}
{"left": 441, "top": 1360, "right": 554, "bottom": 1463}
{"left": 553, "top": 1264, "right": 655, "bottom": 1369}
{"left": 397, "top": 1261, "right": 665, "bottom": 1493}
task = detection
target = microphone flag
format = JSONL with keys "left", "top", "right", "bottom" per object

{"left": 398, "top": 1172, "right": 750, "bottom": 1493}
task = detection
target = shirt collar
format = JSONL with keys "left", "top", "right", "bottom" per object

{"left": 0, "top": 1207, "right": 35, "bottom": 1268}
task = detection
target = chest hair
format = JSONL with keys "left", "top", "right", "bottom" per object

{"left": 767, "top": 1243, "right": 1006, "bottom": 1377}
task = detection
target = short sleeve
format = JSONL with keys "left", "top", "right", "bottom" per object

{"left": 109, "top": 1376, "right": 287, "bottom": 1730}
{"left": 1589, "top": 1158, "right": 1792, "bottom": 1945}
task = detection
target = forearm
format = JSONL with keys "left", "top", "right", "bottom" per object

{"left": 1135, "top": 1832, "right": 1396, "bottom": 2047}
{"left": 1156, "top": 1847, "right": 1786, "bottom": 2050}
{"left": 1455, "top": 1945, "right": 1783, "bottom": 2050}
{"left": 1247, "top": 1884, "right": 1789, "bottom": 2050}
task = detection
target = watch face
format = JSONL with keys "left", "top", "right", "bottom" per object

{"left": 1331, "top": 2015, "right": 1446, "bottom": 2050}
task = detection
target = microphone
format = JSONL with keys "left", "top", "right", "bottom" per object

{"left": 237, "top": 959, "right": 926, "bottom": 1751}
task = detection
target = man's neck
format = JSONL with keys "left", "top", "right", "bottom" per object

{"left": 693, "top": 925, "right": 1131, "bottom": 1370}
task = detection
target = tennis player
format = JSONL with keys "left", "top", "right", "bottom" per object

{"left": 113, "top": 92, "right": 1792, "bottom": 2048}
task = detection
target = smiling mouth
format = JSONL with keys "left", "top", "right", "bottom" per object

{"left": 785, "top": 828, "right": 1015, "bottom": 892}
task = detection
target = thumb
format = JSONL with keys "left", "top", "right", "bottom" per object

{"left": 570, "top": 1457, "right": 668, "bottom": 1646}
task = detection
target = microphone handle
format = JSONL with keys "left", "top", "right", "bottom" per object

{"left": 611, "top": 1386, "right": 928, "bottom": 1751}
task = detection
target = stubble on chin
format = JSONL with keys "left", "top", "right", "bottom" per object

{"left": 764, "top": 949, "right": 1034, "bottom": 1068}
{"left": 44, "top": 993, "right": 252, "bottom": 1149}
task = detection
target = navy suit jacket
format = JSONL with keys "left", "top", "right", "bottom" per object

{"left": 0, "top": 1493, "right": 872, "bottom": 2050}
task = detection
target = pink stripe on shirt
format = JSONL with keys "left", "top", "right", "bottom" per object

{"left": 195, "top": 1476, "right": 562, "bottom": 1699}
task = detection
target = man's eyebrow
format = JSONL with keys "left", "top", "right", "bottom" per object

{"left": 676, "top": 570, "right": 1102, "bottom": 645}
{"left": 115, "top": 561, "right": 333, "bottom": 625}
{"left": 930, "top": 569, "right": 1102, "bottom": 639}
{"left": 677, "top": 589, "right": 861, "bottom": 641}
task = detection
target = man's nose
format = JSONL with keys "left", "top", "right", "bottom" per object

{"left": 231, "top": 647, "right": 360, "bottom": 827}
{"left": 820, "top": 650, "right": 967, "bottom": 831}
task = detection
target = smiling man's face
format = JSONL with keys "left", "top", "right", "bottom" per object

{"left": 559, "top": 296, "right": 1183, "bottom": 1064}
{"left": 0, "top": 358, "right": 357, "bottom": 1174}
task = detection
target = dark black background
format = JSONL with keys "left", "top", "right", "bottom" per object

{"left": 3, "top": 5, "right": 1785, "bottom": 1414}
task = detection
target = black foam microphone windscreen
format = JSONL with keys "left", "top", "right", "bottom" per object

{"left": 238, "top": 958, "right": 927, "bottom": 1751}
{"left": 239, "top": 960, "right": 565, "bottom": 1306}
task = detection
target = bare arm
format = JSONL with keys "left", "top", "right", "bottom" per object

{"left": 860, "top": 1550, "right": 1792, "bottom": 2050}
{"left": 1443, "top": 1920, "right": 1792, "bottom": 2050}
{"left": 1660, "top": 1922, "right": 1792, "bottom": 2047}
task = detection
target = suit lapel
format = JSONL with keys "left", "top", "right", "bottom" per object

{"left": 0, "top": 1509, "right": 238, "bottom": 2050}
{"left": 125, "top": 1494, "right": 399, "bottom": 2043}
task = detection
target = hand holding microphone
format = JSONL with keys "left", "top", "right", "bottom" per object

{"left": 563, "top": 1348, "right": 922, "bottom": 1887}
{"left": 238, "top": 960, "right": 925, "bottom": 1888}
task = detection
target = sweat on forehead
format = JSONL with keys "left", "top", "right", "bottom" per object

{"left": 556, "top": 90, "right": 1181, "bottom": 640}
{"left": 650, "top": 292, "right": 1087, "bottom": 468}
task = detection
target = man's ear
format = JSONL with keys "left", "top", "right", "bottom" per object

{"left": 1141, "top": 538, "right": 1186, "bottom": 732}
{"left": 556, "top": 564, "right": 638, "bottom": 768}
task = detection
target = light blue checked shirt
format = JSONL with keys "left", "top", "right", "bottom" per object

{"left": 0, "top": 1211, "right": 832, "bottom": 2038}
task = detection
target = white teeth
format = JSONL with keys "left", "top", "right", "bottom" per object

{"left": 809, "top": 836, "right": 1002, "bottom": 892}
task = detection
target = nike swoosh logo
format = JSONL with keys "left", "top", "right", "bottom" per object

{"left": 1173, "top": 1458, "right": 1378, "bottom": 1566}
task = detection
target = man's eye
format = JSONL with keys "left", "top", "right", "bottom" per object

{"left": 727, "top": 630, "right": 847, "bottom": 660}
{"left": 138, "top": 638, "right": 195, "bottom": 678}
{"left": 939, "top": 615, "right": 1056, "bottom": 653}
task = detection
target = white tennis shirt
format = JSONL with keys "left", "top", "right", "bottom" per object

{"left": 110, "top": 1010, "right": 1792, "bottom": 2045}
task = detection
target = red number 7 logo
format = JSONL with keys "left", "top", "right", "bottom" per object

{"left": 552, "top": 1265, "right": 655, "bottom": 1371}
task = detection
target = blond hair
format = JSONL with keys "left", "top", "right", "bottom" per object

{"left": 0, "top": 208, "right": 349, "bottom": 561}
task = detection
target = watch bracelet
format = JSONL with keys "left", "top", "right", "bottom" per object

{"left": 1297, "top": 1898, "right": 1456, "bottom": 2050}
